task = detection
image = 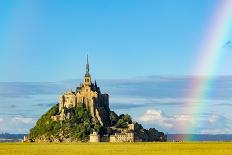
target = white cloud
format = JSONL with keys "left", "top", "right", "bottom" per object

{"left": 139, "top": 109, "right": 174, "bottom": 128}
{"left": 13, "top": 117, "right": 34, "bottom": 124}
{"left": 0, "top": 116, "right": 36, "bottom": 133}
{"left": 138, "top": 108, "right": 232, "bottom": 134}
{"left": 138, "top": 109, "right": 192, "bottom": 131}
{"left": 139, "top": 109, "right": 163, "bottom": 121}
{"left": 200, "top": 128, "right": 232, "bottom": 134}
{"left": 208, "top": 115, "right": 220, "bottom": 123}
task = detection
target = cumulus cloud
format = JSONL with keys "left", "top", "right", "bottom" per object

{"left": 200, "top": 128, "right": 232, "bottom": 134}
{"left": 13, "top": 117, "right": 34, "bottom": 124}
{"left": 138, "top": 108, "right": 232, "bottom": 134}
{"left": 139, "top": 109, "right": 174, "bottom": 129}
{"left": 0, "top": 116, "right": 36, "bottom": 133}
{"left": 138, "top": 109, "right": 192, "bottom": 131}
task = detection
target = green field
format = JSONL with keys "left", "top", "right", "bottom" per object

{"left": 0, "top": 142, "right": 232, "bottom": 155}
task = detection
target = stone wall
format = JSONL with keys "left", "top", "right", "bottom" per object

{"left": 110, "top": 132, "right": 134, "bottom": 142}
{"left": 89, "top": 132, "right": 100, "bottom": 142}
{"left": 54, "top": 68, "right": 110, "bottom": 127}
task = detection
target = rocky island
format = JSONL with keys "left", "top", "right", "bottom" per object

{"left": 26, "top": 56, "right": 167, "bottom": 142}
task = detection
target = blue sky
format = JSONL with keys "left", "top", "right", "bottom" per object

{"left": 0, "top": 0, "right": 232, "bottom": 134}
{"left": 0, "top": 0, "right": 231, "bottom": 82}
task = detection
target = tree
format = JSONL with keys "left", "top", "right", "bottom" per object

{"left": 122, "top": 114, "right": 132, "bottom": 123}
{"left": 115, "top": 119, "right": 127, "bottom": 128}
{"left": 106, "top": 127, "right": 113, "bottom": 135}
{"left": 109, "top": 111, "right": 119, "bottom": 126}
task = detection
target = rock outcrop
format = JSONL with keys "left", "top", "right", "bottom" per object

{"left": 26, "top": 56, "right": 167, "bottom": 142}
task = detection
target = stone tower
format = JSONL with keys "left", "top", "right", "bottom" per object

{"left": 84, "top": 55, "right": 91, "bottom": 86}
{"left": 53, "top": 55, "right": 110, "bottom": 127}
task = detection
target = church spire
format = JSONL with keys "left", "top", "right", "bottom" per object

{"left": 84, "top": 55, "right": 91, "bottom": 85}
{"left": 85, "top": 54, "right": 90, "bottom": 77}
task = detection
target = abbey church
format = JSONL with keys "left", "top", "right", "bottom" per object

{"left": 52, "top": 56, "right": 110, "bottom": 127}
{"left": 28, "top": 56, "right": 166, "bottom": 143}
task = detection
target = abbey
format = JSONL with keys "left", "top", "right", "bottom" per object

{"left": 27, "top": 56, "right": 167, "bottom": 143}
{"left": 52, "top": 56, "right": 110, "bottom": 127}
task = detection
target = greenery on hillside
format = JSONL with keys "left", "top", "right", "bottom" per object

{"left": 134, "top": 123, "right": 166, "bottom": 142}
{"left": 108, "top": 112, "right": 165, "bottom": 141}
{"left": 28, "top": 104, "right": 166, "bottom": 142}
{"left": 29, "top": 104, "right": 102, "bottom": 142}
{"left": 29, "top": 104, "right": 60, "bottom": 140}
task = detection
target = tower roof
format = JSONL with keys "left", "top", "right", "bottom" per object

{"left": 85, "top": 54, "right": 90, "bottom": 77}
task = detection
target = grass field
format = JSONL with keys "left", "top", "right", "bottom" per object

{"left": 0, "top": 142, "right": 232, "bottom": 155}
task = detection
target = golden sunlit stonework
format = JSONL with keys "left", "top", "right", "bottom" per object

{"left": 24, "top": 56, "right": 167, "bottom": 142}
{"left": 89, "top": 124, "right": 135, "bottom": 142}
{"left": 51, "top": 56, "right": 135, "bottom": 142}
{"left": 28, "top": 56, "right": 166, "bottom": 143}
{"left": 52, "top": 55, "right": 110, "bottom": 127}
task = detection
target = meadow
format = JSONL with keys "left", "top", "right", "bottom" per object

{"left": 0, "top": 142, "right": 232, "bottom": 155}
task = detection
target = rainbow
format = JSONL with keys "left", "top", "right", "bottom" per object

{"left": 184, "top": 0, "right": 232, "bottom": 140}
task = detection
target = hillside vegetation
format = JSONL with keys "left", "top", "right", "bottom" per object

{"left": 29, "top": 104, "right": 94, "bottom": 142}
{"left": 28, "top": 104, "right": 166, "bottom": 142}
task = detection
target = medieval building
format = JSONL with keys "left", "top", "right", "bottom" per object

{"left": 27, "top": 56, "right": 166, "bottom": 143}
{"left": 89, "top": 123, "right": 135, "bottom": 142}
{"left": 52, "top": 56, "right": 110, "bottom": 127}
{"left": 52, "top": 56, "right": 137, "bottom": 142}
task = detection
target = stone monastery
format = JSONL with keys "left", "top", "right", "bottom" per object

{"left": 53, "top": 55, "right": 110, "bottom": 127}
{"left": 52, "top": 56, "right": 135, "bottom": 142}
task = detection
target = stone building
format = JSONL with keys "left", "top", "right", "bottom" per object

{"left": 51, "top": 56, "right": 137, "bottom": 143}
{"left": 89, "top": 132, "right": 100, "bottom": 142}
{"left": 52, "top": 56, "right": 110, "bottom": 127}
{"left": 109, "top": 132, "right": 134, "bottom": 142}
{"left": 128, "top": 124, "right": 135, "bottom": 130}
{"left": 89, "top": 123, "right": 135, "bottom": 143}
